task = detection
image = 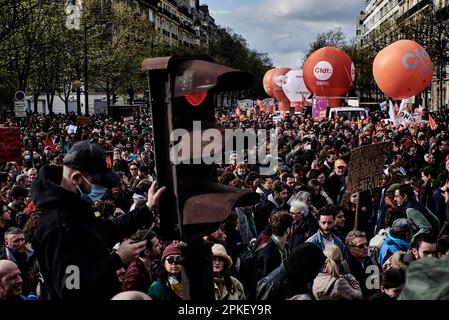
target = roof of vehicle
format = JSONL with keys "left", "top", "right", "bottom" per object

{"left": 329, "top": 107, "right": 368, "bottom": 111}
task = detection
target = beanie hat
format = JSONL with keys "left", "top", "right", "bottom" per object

{"left": 211, "top": 243, "right": 233, "bottom": 267}
{"left": 161, "top": 243, "right": 181, "bottom": 262}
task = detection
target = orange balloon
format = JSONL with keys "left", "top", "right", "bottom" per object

{"left": 303, "top": 46, "right": 354, "bottom": 100}
{"left": 373, "top": 40, "right": 433, "bottom": 100}
{"left": 278, "top": 101, "right": 290, "bottom": 119}
{"left": 269, "top": 67, "right": 291, "bottom": 103}
{"left": 263, "top": 69, "right": 276, "bottom": 97}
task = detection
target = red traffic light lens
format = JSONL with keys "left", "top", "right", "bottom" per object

{"left": 185, "top": 91, "right": 207, "bottom": 107}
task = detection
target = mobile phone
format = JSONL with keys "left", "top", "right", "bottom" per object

{"left": 131, "top": 222, "right": 155, "bottom": 242}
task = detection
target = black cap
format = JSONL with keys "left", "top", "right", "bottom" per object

{"left": 63, "top": 140, "right": 121, "bottom": 188}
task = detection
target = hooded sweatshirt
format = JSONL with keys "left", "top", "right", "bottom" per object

{"left": 378, "top": 230, "right": 411, "bottom": 267}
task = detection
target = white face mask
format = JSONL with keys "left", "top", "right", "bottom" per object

{"left": 237, "top": 169, "right": 245, "bottom": 176}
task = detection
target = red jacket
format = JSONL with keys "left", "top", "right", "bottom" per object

{"left": 122, "top": 258, "right": 152, "bottom": 293}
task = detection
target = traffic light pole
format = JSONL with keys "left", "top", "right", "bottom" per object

{"left": 180, "top": 239, "right": 215, "bottom": 300}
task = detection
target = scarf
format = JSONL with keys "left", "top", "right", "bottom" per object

{"left": 167, "top": 275, "right": 183, "bottom": 299}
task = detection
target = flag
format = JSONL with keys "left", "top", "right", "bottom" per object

{"left": 45, "top": 133, "right": 58, "bottom": 153}
{"left": 429, "top": 114, "right": 437, "bottom": 130}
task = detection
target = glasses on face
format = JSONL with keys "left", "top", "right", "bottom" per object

{"left": 166, "top": 257, "right": 183, "bottom": 265}
{"left": 351, "top": 242, "right": 368, "bottom": 249}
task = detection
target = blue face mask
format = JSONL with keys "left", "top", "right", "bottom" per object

{"left": 24, "top": 155, "right": 31, "bottom": 161}
{"left": 77, "top": 175, "right": 107, "bottom": 203}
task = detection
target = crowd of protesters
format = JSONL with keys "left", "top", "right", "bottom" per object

{"left": 1, "top": 105, "right": 449, "bottom": 300}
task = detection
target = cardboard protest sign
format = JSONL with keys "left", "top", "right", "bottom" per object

{"left": 346, "top": 142, "right": 388, "bottom": 195}
{"left": 0, "top": 127, "right": 22, "bottom": 162}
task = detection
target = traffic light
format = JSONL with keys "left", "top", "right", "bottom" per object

{"left": 141, "top": 56, "right": 259, "bottom": 241}
{"left": 141, "top": 56, "right": 260, "bottom": 299}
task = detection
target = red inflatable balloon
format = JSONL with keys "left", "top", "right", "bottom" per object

{"left": 303, "top": 47, "right": 354, "bottom": 106}
{"left": 269, "top": 67, "right": 291, "bottom": 105}
{"left": 373, "top": 40, "right": 433, "bottom": 100}
{"left": 263, "top": 69, "right": 276, "bottom": 97}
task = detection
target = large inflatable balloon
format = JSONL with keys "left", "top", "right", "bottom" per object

{"left": 282, "top": 69, "right": 311, "bottom": 112}
{"left": 373, "top": 40, "right": 433, "bottom": 100}
{"left": 269, "top": 67, "right": 291, "bottom": 112}
{"left": 263, "top": 68, "right": 276, "bottom": 97}
{"left": 303, "top": 46, "right": 355, "bottom": 107}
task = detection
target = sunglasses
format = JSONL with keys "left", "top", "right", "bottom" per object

{"left": 351, "top": 242, "right": 368, "bottom": 249}
{"left": 166, "top": 257, "right": 183, "bottom": 265}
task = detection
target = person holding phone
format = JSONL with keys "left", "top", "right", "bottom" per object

{"left": 31, "top": 140, "right": 165, "bottom": 300}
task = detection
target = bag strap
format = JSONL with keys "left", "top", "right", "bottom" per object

{"left": 255, "top": 242, "right": 268, "bottom": 252}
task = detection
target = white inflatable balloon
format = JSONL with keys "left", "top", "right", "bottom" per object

{"left": 282, "top": 69, "right": 311, "bottom": 110}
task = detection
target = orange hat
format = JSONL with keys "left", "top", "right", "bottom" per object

{"left": 334, "top": 159, "right": 347, "bottom": 169}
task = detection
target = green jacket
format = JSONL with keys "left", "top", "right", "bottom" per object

{"left": 405, "top": 207, "right": 439, "bottom": 237}
{"left": 398, "top": 256, "right": 449, "bottom": 300}
{"left": 148, "top": 279, "right": 182, "bottom": 301}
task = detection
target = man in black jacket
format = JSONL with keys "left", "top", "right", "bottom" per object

{"left": 31, "top": 141, "right": 165, "bottom": 300}
{"left": 251, "top": 211, "right": 292, "bottom": 299}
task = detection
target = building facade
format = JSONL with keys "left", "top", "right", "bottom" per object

{"left": 121, "top": 0, "right": 217, "bottom": 49}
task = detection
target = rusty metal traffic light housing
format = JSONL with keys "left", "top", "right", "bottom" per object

{"left": 141, "top": 56, "right": 260, "bottom": 300}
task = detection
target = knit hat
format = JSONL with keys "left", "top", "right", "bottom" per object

{"left": 161, "top": 243, "right": 181, "bottom": 262}
{"left": 391, "top": 218, "right": 417, "bottom": 233}
{"left": 211, "top": 243, "right": 233, "bottom": 267}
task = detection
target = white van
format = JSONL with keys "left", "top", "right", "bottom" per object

{"left": 272, "top": 110, "right": 303, "bottom": 123}
{"left": 328, "top": 107, "right": 368, "bottom": 120}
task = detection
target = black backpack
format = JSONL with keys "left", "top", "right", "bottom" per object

{"left": 15, "top": 211, "right": 28, "bottom": 229}
{"left": 237, "top": 238, "right": 267, "bottom": 293}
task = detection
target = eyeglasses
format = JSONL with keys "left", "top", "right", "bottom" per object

{"left": 351, "top": 242, "right": 368, "bottom": 249}
{"left": 166, "top": 257, "right": 183, "bottom": 265}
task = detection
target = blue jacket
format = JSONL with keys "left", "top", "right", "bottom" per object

{"left": 378, "top": 230, "right": 411, "bottom": 267}
{"left": 306, "top": 231, "right": 349, "bottom": 261}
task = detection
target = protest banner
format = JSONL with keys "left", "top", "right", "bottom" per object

{"left": 346, "top": 142, "right": 389, "bottom": 195}
{"left": 312, "top": 98, "right": 327, "bottom": 121}
{"left": 123, "top": 116, "right": 134, "bottom": 124}
{"left": 389, "top": 100, "right": 425, "bottom": 126}
{"left": 67, "top": 125, "right": 78, "bottom": 134}
{"left": 0, "top": 127, "right": 22, "bottom": 162}
{"left": 76, "top": 116, "right": 89, "bottom": 125}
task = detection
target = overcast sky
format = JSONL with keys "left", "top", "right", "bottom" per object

{"left": 202, "top": 0, "right": 365, "bottom": 68}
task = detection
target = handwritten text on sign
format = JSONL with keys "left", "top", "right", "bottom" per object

{"left": 346, "top": 142, "right": 388, "bottom": 194}
{"left": 0, "top": 127, "right": 22, "bottom": 162}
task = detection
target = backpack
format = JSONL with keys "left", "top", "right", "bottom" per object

{"left": 15, "top": 211, "right": 28, "bottom": 229}
{"left": 237, "top": 238, "right": 268, "bottom": 293}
